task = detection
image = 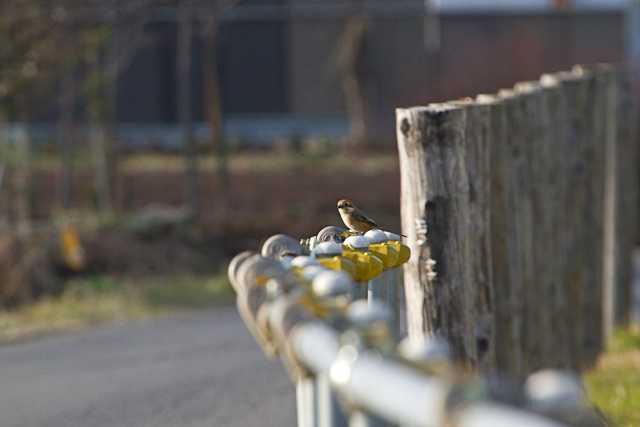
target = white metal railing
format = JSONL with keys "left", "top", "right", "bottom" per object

{"left": 229, "top": 228, "right": 603, "bottom": 427}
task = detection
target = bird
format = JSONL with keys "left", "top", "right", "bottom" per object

{"left": 337, "top": 199, "right": 406, "bottom": 237}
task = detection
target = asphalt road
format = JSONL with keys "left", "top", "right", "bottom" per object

{"left": 0, "top": 308, "right": 295, "bottom": 427}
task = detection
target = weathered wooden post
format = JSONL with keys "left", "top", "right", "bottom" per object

{"left": 599, "top": 64, "right": 621, "bottom": 345}
{"left": 449, "top": 98, "right": 495, "bottom": 370}
{"left": 498, "top": 90, "right": 535, "bottom": 374}
{"left": 613, "top": 68, "right": 639, "bottom": 328}
{"left": 554, "top": 69, "right": 591, "bottom": 369}
{"left": 396, "top": 104, "right": 479, "bottom": 363}
{"left": 580, "top": 66, "right": 606, "bottom": 366}
{"left": 477, "top": 93, "right": 523, "bottom": 376}
{"left": 598, "top": 64, "right": 640, "bottom": 341}
{"left": 539, "top": 73, "right": 572, "bottom": 369}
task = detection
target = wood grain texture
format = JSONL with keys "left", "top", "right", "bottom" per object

{"left": 397, "top": 104, "right": 476, "bottom": 362}
{"left": 397, "top": 65, "right": 635, "bottom": 376}
{"left": 540, "top": 74, "right": 572, "bottom": 369}
{"left": 478, "top": 93, "right": 523, "bottom": 376}
{"left": 614, "top": 68, "right": 639, "bottom": 328}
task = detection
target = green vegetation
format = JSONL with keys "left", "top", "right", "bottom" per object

{"left": 585, "top": 327, "right": 640, "bottom": 427}
{"left": 0, "top": 273, "right": 233, "bottom": 343}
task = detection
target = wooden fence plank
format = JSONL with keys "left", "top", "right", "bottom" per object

{"left": 540, "top": 73, "right": 573, "bottom": 369}
{"left": 396, "top": 104, "right": 477, "bottom": 362}
{"left": 582, "top": 66, "right": 607, "bottom": 366}
{"left": 477, "top": 93, "right": 522, "bottom": 376}
{"left": 614, "top": 68, "right": 639, "bottom": 328}
{"left": 497, "top": 88, "right": 533, "bottom": 374}
{"left": 554, "top": 70, "right": 590, "bottom": 370}
{"left": 397, "top": 64, "right": 635, "bottom": 376}
{"left": 514, "top": 81, "right": 557, "bottom": 372}
{"left": 450, "top": 99, "right": 495, "bottom": 369}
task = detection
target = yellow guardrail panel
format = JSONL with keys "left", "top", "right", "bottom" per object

{"left": 342, "top": 248, "right": 384, "bottom": 281}
{"left": 386, "top": 241, "right": 411, "bottom": 267}
{"left": 368, "top": 242, "right": 399, "bottom": 269}
{"left": 317, "top": 256, "right": 357, "bottom": 278}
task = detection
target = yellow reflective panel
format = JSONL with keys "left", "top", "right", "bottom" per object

{"left": 299, "top": 293, "right": 329, "bottom": 317}
{"left": 368, "top": 243, "right": 399, "bottom": 269}
{"left": 386, "top": 241, "right": 411, "bottom": 267}
{"left": 341, "top": 250, "right": 370, "bottom": 281}
{"left": 397, "top": 244, "right": 411, "bottom": 265}
{"left": 318, "top": 256, "right": 357, "bottom": 278}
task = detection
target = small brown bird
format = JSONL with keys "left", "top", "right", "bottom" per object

{"left": 337, "top": 199, "right": 406, "bottom": 236}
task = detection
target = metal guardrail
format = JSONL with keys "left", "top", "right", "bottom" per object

{"left": 229, "top": 227, "right": 604, "bottom": 427}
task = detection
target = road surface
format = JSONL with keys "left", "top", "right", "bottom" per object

{"left": 0, "top": 308, "right": 295, "bottom": 427}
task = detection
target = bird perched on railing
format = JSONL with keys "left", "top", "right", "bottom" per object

{"left": 337, "top": 199, "right": 406, "bottom": 237}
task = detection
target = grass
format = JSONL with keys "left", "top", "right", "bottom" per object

{"left": 0, "top": 273, "right": 233, "bottom": 344}
{"left": 585, "top": 327, "right": 640, "bottom": 427}
{"left": 33, "top": 149, "right": 398, "bottom": 175}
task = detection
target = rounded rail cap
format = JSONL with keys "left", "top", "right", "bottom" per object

{"left": 266, "top": 274, "right": 297, "bottom": 298}
{"left": 383, "top": 231, "right": 401, "bottom": 241}
{"left": 291, "top": 256, "right": 320, "bottom": 268}
{"left": 269, "top": 291, "right": 310, "bottom": 344}
{"left": 313, "top": 241, "right": 343, "bottom": 257}
{"left": 280, "top": 257, "right": 294, "bottom": 270}
{"left": 397, "top": 336, "right": 451, "bottom": 363}
{"left": 261, "top": 234, "right": 303, "bottom": 259}
{"left": 525, "top": 370, "right": 585, "bottom": 411}
{"left": 302, "top": 265, "right": 329, "bottom": 282}
{"left": 228, "top": 251, "right": 255, "bottom": 291}
{"left": 236, "top": 255, "right": 287, "bottom": 294}
{"left": 312, "top": 270, "right": 353, "bottom": 299}
{"left": 346, "top": 300, "right": 391, "bottom": 328}
{"left": 364, "top": 229, "right": 387, "bottom": 244}
{"left": 316, "top": 226, "right": 347, "bottom": 243}
{"left": 344, "top": 235, "right": 371, "bottom": 250}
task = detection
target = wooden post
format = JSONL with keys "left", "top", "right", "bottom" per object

{"left": 497, "top": 88, "right": 534, "bottom": 374}
{"left": 477, "top": 93, "right": 522, "bottom": 376}
{"left": 450, "top": 98, "right": 495, "bottom": 370}
{"left": 556, "top": 69, "right": 591, "bottom": 369}
{"left": 396, "top": 64, "right": 635, "bottom": 376}
{"left": 582, "top": 66, "right": 606, "bottom": 366}
{"left": 514, "top": 81, "right": 554, "bottom": 373}
{"left": 397, "top": 104, "right": 477, "bottom": 363}
{"left": 614, "top": 68, "right": 639, "bottom": 328}
{"left": 599, "top": 65, "right": 619, "bottom": 345}
{"left": 540, "top": 73, "right": 573, "bottom": 369}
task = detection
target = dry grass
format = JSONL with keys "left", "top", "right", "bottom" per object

{"left": 0, "top": 273, "right": 233, "bottom": 343}
{"left": 33, "top": 150, "right": 398, "bottom": 174}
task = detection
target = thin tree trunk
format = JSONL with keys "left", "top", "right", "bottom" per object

{"left": 0, "top": 109, "right": 9, "bottom": 229}
{"left": 202, "top": 17, "right": 229, "bottom": 212}
{"left": 58, "top": 74, "right": 75, "bottom": 210}
{"left": 88, "top": 60, "right": 112, "bottom": 214}
{"left": 15, "top": 98, "right": 32, "bottom": 236}
{"left": 91, "top": 125, "right": 111, "bottom": 213}
{"left": 336, "top": 15, "right": 368, "bottom": 148}
{"left": 105, "top": 51, "right": 121, "bottom": 212}
{"left": 178, "top": 4, "right": 200, "bottom": 219}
